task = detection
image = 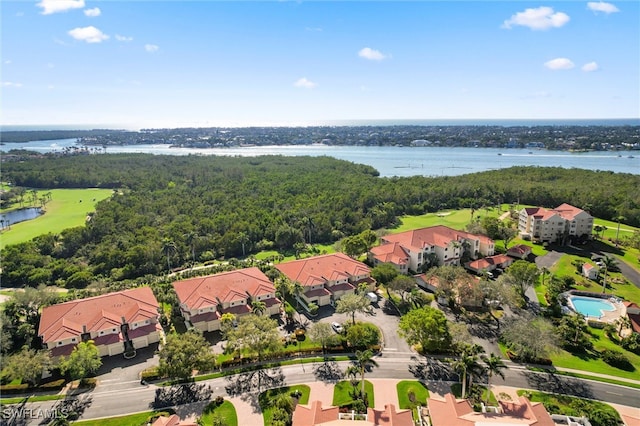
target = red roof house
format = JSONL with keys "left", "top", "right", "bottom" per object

{"left": 38, "top": 287, "right": 161, "bottom": 357}
{"left": 173, "top": 267, "right": 281, "bottom": 332}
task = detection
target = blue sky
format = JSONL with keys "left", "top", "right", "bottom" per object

{"left": 1, "top": 1, "right": 638, "bottom": 129}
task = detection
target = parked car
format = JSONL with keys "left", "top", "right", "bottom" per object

{"left": 331, "top": 322, "right": 344, "bottom": 334}
{"left": 365, "top": 292, "right": 378, "bottom": 304}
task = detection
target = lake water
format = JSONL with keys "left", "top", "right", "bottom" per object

{"left": 2, "top": 138, "right": 638, "bottom": 177}
{"left": 1, "top": 207, "right": 43, "bottom": 226}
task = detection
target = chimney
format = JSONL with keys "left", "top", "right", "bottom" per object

{"left": 82, "top": 325, "right": 87, "bottom": 333}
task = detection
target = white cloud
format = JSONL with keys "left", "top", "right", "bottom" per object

{"left": 145, "top": 44, "right": 159, "bottom": 53}
{"left": 2, "top": 81, "right": 23, "bottom": 88}
{"left": 358, "top": 47, "right": 387, "bottom": 61}
{"left": 305, "top": 27, "right": 323, "bottom": 32}
{"left": 293, "top": 77, "right": 317, "bottom": 89}
{"left": 544, "top": 57, "right": 575, "bottom": 70}
{"left": 4, "top": 60, "right": 11, "bottom": 64}
{"left": 582, "top": 62, "right": 599, "bottom": 72}
{"left": 115, "top": 34, "right": 133, "bottom": 42}
{"left": 37, "top": 0, "right": 85, "bottom": 15}
{"left": 503, "top": 6, "right": 570, "bottom": 30}
{"left": 84, "top": 7, "right": 101, "bottom": 17}
{"left": 68, "top": 26, "right": 109, "bottom": 43}
{"left": 587, "top": 2, "right": 619, "bottom": 14}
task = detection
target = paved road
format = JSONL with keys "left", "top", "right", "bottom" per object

{"left": 5, "top": 355, "right": 639, "bottom": 425}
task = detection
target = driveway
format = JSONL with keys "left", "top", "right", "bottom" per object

{"left": 535, "top": 250, "right": 563, "bottom": 270}
{"left": 313, "top": 298, "right": 414, "bottom": 356}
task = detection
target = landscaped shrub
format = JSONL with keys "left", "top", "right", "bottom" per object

{"left": 621, "top": 333, "right": 640, "bottom": 355}
{"left": 141, "top": 366, "right": 161, "bottom": 381}
{"left": 600, "top": 349, "right": 634, "bottom": 371}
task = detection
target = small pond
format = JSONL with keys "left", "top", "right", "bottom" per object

{"left": 1, "top": 207, "right": 43, "bottom": 226}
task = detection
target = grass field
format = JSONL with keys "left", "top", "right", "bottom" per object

{"left": 0, "top": 188, "right": 112, "bottom": 249}
{"left": 73, "top": 410, "right": 174, "bottom": 426}
{"left": 199, "top": 400, "right": 238, "bottom": 426}
{"left": 396, "top": 380, "right": 430, "bottom": 409}
{"left": 260, "top": 384, "right": 309, "bottom": 426}
{"left": 332, "top": 380, "right": 374, "bottom": 408}
{"left": 550, "top": 328, "right": 640, "bottom": 381}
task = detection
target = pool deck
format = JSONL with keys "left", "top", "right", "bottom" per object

{"left": 566, "top": 294, "right": 626, "bottom": 323}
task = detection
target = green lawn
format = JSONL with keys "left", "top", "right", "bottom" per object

{"left": 199, "top": 400, "right": 237, "bottom": 426}
{"left": 0, "top": 393, "right": 67, "bottom": 405}
{"left": 396, "top": 380, "right": 429, "bottom": 409}
{"left": 393, "top": 209, "right": 478, "bottom": 233}
{"left": 550, "top": 328, "right": 640, "bottom": 381}
{"left": 0, "top": 188, "right": 112, "bottom": 249}
{"left": 450, "top": 383, "right": 498, "bottom": 406}
{"left": 259, "top": 384, "right": 309, "bottom": 426}
{"left": 332, "top": 380, "right": 374, "bottom": 408}
{"left": 73, "top": 410, "right": 174, "bottom": 426}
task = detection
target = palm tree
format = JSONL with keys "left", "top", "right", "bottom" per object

{"left": 162, "top": 238, "right": 177, "bottom": 272}
{"left": 481, "top": 353, "right": 507, "bottom": 405}
{"left": 451, "top": 344, "right": 484, "bottom": 399}
{"left": 354, "top": 349, "right": 379, "bottom": 397}
{"left": 600, "top": 255, "right": 618, "bottom": 294}
{"left": 293, "top": 281, "right": 304, "bottom": 310}
{"left": 251, "top": 300, "right": 267, "bottom": 316}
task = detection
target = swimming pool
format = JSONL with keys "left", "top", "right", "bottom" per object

{"left": 568, "top": 296, "right": 615, "bottom": 318}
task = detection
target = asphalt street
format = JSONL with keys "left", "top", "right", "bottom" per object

{"left": 4, "top": 355, "right": 639, "bottom": 425}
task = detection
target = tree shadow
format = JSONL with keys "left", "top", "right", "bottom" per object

{"left": 41, "top": 393, "right": 93, "bottom": 425}
{"left": 224, "top": 367, "right": 285, "bottom": 411}
{"left": 381, "top": 299, "right": 400, "bottom": 316}
{"left": 150, "top": 382, "right": 213, "bottom": 415}
{"left": 313, "top": 359, "right": 344, "bottom": 384}
{"left": 522, "top": 371, "right": 593, "bottom": 399}
{"left": 409, "top": 357, "right": 456, "bottom": 382}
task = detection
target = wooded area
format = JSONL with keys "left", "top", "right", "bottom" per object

{"left": 1, "top": 154, "right": 638, "bottom": 289}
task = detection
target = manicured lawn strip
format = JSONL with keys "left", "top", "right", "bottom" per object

{"left": 171, "top": 356, "right": 353, "bottom": 384}
{"left": 393, "top": 209, "right": 476, "bottom": 233}
{"left": 200, "top": 400, "right": 238, "bottom": 426}
{"left": 0, "top": 393, "right": 67, "bottom": 405}
{"left": 396, "top": 380, "right": 429, "bottom": 409}
{"left": 73, "top": 410, "right": 174, "bottom": 426}
{"left": 550, "top": 328, "right": 640, "bottom": 381}
{"left": 332, "top": 380, "right": 374, "bottom": 408}
{"left": 516, "top": 390, "right": 622, "bottom": 424}
{"left": 0, "top": 188, "right": 112, "bottom": 249}
{"left": 260, "top": 385, "right": 309, "bottom": 426}
{"left": 594, "top": 218, "right": 638, "bottom": 240}
{"left": 526, "top": 367, "right": 640, "bottom": 389}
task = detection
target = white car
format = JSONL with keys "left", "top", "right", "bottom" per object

{"left": 331, "top": 322, "right": 344, "bottom": 334}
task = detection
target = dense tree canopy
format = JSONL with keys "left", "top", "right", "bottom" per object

{"left": 1, "top": 155, "right": 639, "bottom": 290}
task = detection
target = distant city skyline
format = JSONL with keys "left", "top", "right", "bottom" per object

{"left": 1, "top": 1, "right": 638, "bottom": 129}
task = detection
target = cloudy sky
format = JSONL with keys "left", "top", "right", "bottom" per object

{"left": 1, "top": 1, "right": 638, "bottom": 129}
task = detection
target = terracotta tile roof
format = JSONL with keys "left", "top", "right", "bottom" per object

{"left": 173, "top": 267, "right": 275, "bottom": 310}
{"left": 429, "top": 394, "right": 555, "bottom": 426}
{"left": 276, "top": 253, "right": 371, "bottom": 288}
{"left": 370, "top": 242, "right": 409, "bottom": 265}
{"left": 553, "top": 203, "right": 585, "bottom": 221}
{"left": 304, "top": 287, "right": 332, "bottom": 298}
{"left": 367, "top": 404, "right": 413, "bottom": 426}
{"left": 292, "top": 400, "right": 340, "bottom": 425}
{"left": 327, "top": 282, "right": 356, "bottom": 293}
{"left": 507, "top": 245, "right": 531, "bottom": 256}
{"left": 128, "top": 322, "right": 162, "bottom": 339}
{"left": 427, "top": 393, "right": 474, "bottom": 426}
{"left": 381, "top": 226, "right": 492, "bottom": 252}
{"left": 466, "top": 254, "right": 512, "bottom": 271}
{"left": 583, "top": 263, "right": 596, "bottom": 271}
{"left": 38, "top": 287, "right": 159, "bottom": 345}
{"left": 189, "top": 311, "right": 220, "bottom": 324}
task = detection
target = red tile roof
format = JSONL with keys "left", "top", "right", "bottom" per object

{"left": 276, "top": 253, "right": 370, "bottom": 288}
{"left": 370, "top": 242, "right": 409, "bottom": 265}
{"left": 367, "top": 404, "right": 413, "bottom": 426}
{"left": 173, "top": 267, "right": 276, "bottom": 311}
{"left": 628, "top": 313, "right": 640, "bottom": 334}
{"left": 507, "top": 245, "right": 532, "bottom": 256}
{"left": 38, "top": 287, "right": 159, "bottom": 345}
{"left": 381, "top": 226, "right": 492, "bottom": 252}
{"left": 553, "top": 203, "right": 585, "bottom": 221}
{"left": 466, "top": 255, "right": 512, "bottom": 271}
{"left": 428, "top": 394, "right": 555, "bottom": 426}
{"left": 292, "top": 400, "right": 340, "bottom": 425}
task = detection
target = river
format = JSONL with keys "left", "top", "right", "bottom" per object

{"left": 2, "top": 139, "right": 638, "bottom": 177}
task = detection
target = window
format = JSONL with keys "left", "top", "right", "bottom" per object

{"left": 71, "top": 337, "right": 77, "bottom": 342}
{"left": 58, "top": 341, "right": 63, "bottom": 346}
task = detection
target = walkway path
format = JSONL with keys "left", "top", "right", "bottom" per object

{"left": 369, "top": 379, "right": 400, "bottom": 409}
